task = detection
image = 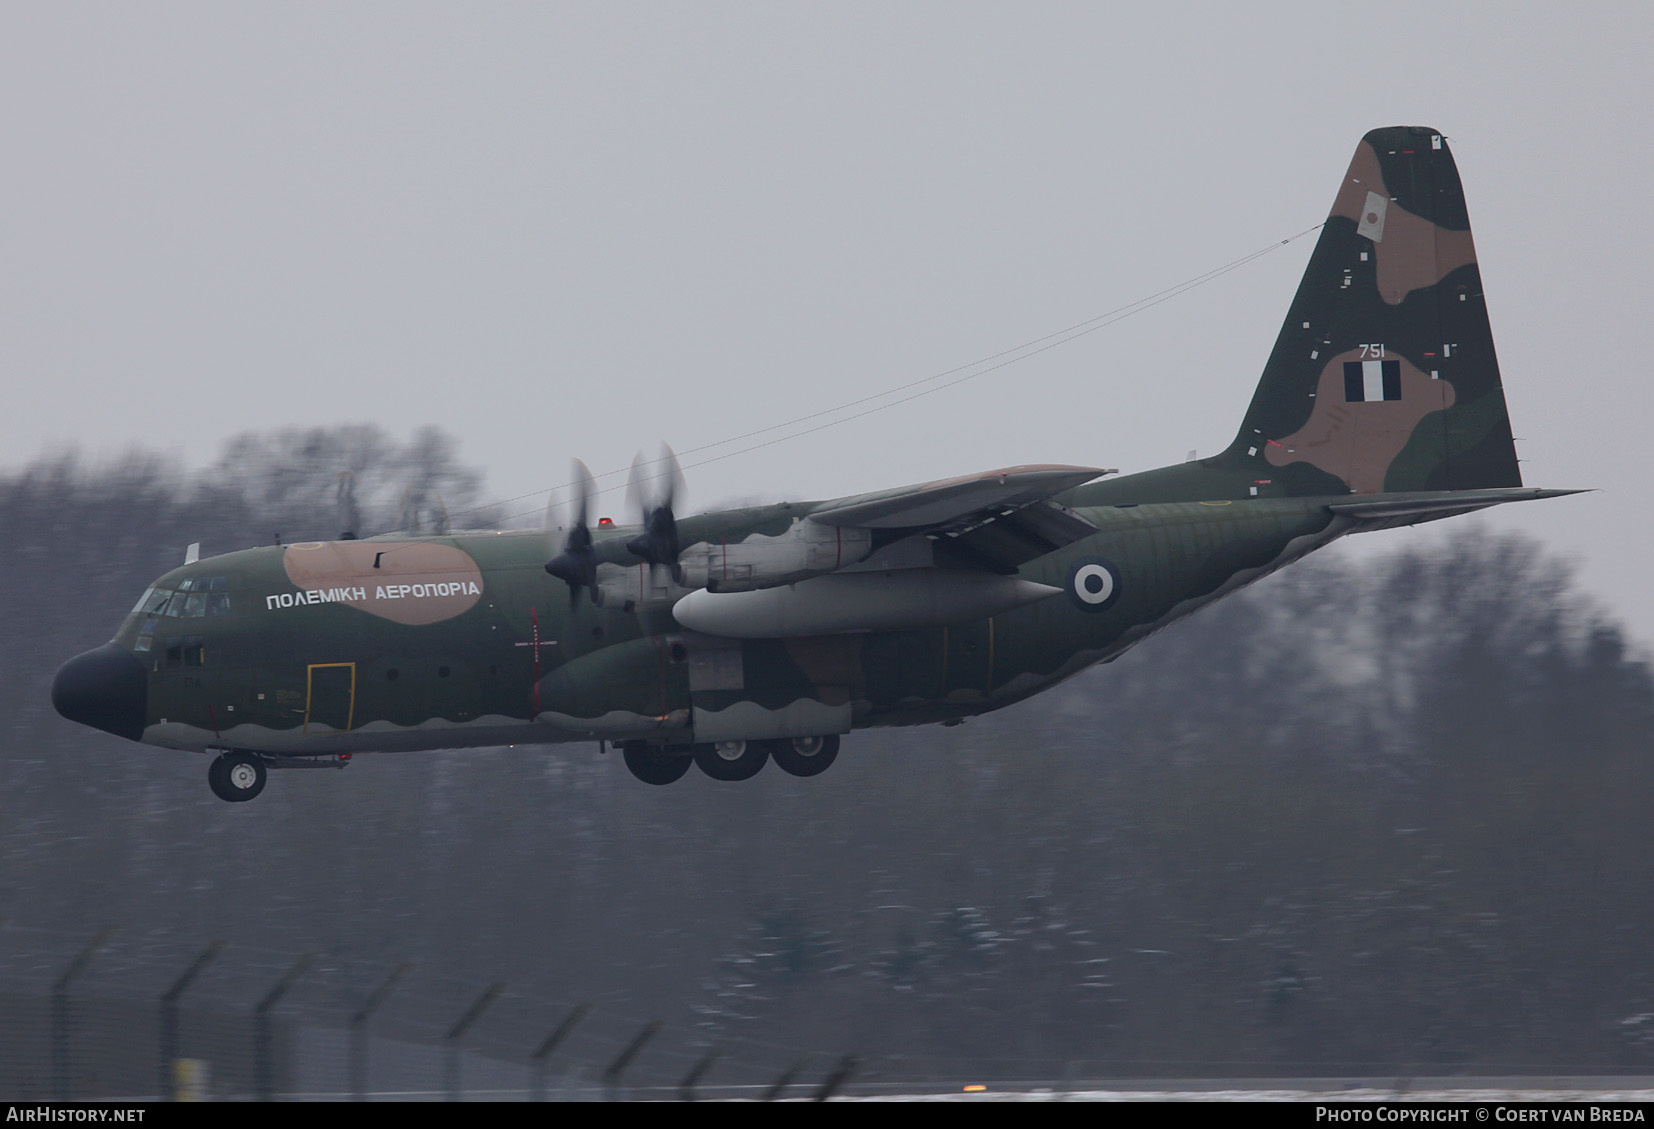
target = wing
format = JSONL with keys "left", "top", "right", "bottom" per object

{"left": 809, "top": 464, "right": 1108, "bottom": 573}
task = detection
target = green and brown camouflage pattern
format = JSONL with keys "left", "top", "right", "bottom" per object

{"left": 70, "top": 128, "right": 1578, "bottom": 769}
{"left": 1086, "top": 126, "right": 1519, "bottom": 506}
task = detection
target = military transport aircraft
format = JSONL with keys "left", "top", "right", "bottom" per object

{"left": 53, "top": 127, "right": 1577, "bottom": 800}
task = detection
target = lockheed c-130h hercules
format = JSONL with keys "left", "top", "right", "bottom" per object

{"left": 53, "top": 127, "right": 1579, "bottom": 801}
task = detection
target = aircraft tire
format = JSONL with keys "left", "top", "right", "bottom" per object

{"left": 769, "top": 734, "right": 840, "bottom": 778}
{"left": 693, "top": 740, "right": 768, "bottom": 782}
{"left": 621, "top": 741, "right": 692, "bottom": 785}
{"left": 208, "top": 752, "right": 266, "bottom": 802}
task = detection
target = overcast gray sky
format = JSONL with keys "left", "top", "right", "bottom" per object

{"left": 4, "top": 3, "right": 1648, "bottom": 639}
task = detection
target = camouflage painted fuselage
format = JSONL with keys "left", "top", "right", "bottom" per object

{"left": 120, "top": 488, "right": 1352, "bottom": 756}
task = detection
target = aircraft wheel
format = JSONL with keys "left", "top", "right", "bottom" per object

{"left": 769, "top": 734, "right": 840, "bottom": 778}
{"left": 208, "top": 751, "right": 266, "bottom": 802}
{"left": 693, "top": 739, "right": 768, "bottom": 782}
{"left": 621, "top": 741, "right": 692, "bottom": 785}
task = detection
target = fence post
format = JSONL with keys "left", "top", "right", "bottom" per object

{"left": 812, "top": 1054, "right": 859, "bottom": 1102}
{"left": 530, "top": 1002, "right": 591, "bottom": 1102}
{"left": 762, "top": 1054, "right": 811, "bottom": 1102}
{"left": 52, "top": 926, "right": 116, "bottom": 1101}
{"left": 678, "top": 1042, "right": 724, "bottom": 1102}
{"left": 444, "top": 982, "right": 504, "bottom": 1102}
{"left": 253, "top": 952, "right": 315, "bottom": 1101}
{"left": 350, "top": 963, "right": 410, "bottom": 1102}
{"left": 158, "top": 941, "right": 222, "bottom": 1101}
{"left": 601, "top": 1020, "right": 661, "bottom": 1102}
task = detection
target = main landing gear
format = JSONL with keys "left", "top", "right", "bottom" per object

{"left": 769, "top": 734, "right": 839, "bottom": 777}
{"left": 208, "top": 750, "right": 266, "bottom": 802}
{"left": 694, "top": 740, "right": 769, "bottom": 781}
{"left": 621, "top": 741, "right": 693, "bottom": 786}
{"left": 620, "top": 735, "right": 841, "bottom": 785}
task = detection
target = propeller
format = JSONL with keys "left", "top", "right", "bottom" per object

{"left": 335, "top": 472, "right": 361, "bottom": 540}
{"left": 544, "top": 459, "right": 599, "bottom": 605}
{"left": 625, "top": 444, "right": 685, "bottom": 585}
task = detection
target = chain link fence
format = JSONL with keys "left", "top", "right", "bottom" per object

{"left": 0, "top": 926, "right": 856, "bottom": 1101}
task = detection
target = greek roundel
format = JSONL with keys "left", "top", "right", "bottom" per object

{"left": 1065, "top": 557, "right": 1123, "bottom": 613}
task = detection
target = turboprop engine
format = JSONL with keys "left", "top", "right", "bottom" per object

{"left": 594, "top": 517, "right": 875, "bottom": 610}
{"left": 677, "top": 518, "right": 873, "bottom": 592}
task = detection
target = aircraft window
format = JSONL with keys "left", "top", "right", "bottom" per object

{"left": 207, "top": 592, "right": 232, "bottom": 616}
{"left": 178, "top": 578, "right": 198, "bottom": 592}
{"left": 163, "top": 637, "right": 206, "bottom": 668}
{"left": 183, "top": 593, "right": 208, "bottom": 618}
{"left": 141, "top": 619, "right": 157, "bottom": 635}
{"left": 160, "top": 591, "right": 190, "bottom": 618}
{"left": 133, "top": 636, "right": 152, "bottom": 653}
{"left": 131, "top": 588, "right": 156, "bottom": 614}
{"left": 209, "top": 577, "right": 230, "bottom": 591}
{"left": 141, "top": 589, "right": 174, "bottom": 616}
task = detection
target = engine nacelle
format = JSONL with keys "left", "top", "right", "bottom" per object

{"left": 591, "top": 519, "right": 875, "bottom": 611}
{"left": 677, "top": 518, "right": 872, "bottom": 593}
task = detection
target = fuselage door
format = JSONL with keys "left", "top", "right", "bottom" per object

{"left": 305, "top": 663, "right": 356, "bottom": 733}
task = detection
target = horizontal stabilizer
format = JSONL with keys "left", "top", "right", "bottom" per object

{"left": 1328, "top": 487, "right": 1586, "bottom": 530}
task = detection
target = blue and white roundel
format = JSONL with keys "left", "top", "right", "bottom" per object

{"left": 1065, "top": 557, "right": 1122, "bottom": 612}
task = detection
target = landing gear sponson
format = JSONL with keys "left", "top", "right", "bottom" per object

{"left": 621, "top": 736, "right": 841, "bottom": 785}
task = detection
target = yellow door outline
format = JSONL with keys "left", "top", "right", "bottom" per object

{"left": 304, "top": 662, "right": 356, "bottom": 733}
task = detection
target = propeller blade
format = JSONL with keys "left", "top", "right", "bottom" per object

{"left": 545, "top": 459, "right": 600, "bottom": 605}
{"left": 624, "top": 450, "right": 647, "bottom": 520}
{"left": 625, "top": 444, "right": 685, "bottom": 585}
{"left": 335, "top": 472, "right": 361, "bottom": 540}
{"left": 657, "top": 442, "right": 684, "bottom": 514}
{"left": 572, "top": 458, "right": 594, "bottom": 530}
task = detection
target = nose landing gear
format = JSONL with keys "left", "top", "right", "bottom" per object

{"left": 208, "top": 751, "right": 267, "bottom": 802}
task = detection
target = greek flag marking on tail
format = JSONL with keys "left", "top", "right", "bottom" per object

{"left": 1343, "top": 360, "right": 1401, "bottom": 402}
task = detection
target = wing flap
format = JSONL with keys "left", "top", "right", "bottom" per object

{"left": 932, "top": 500, "right": 1103, "bottom": 573}
{"left": 810, "top": 464, "right": 1106, "bottom": 529}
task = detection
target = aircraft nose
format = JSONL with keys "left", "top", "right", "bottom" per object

{"left": 52, "top": 643, "right": 148, "bottom": 742}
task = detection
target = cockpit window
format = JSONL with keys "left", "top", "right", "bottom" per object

{"left": 140, "top": 579, "right": 232, "bottom": 618}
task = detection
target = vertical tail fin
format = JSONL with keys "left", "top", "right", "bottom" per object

{"left": 1231, "top": 126, "right": 1520, "bottom": 496}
